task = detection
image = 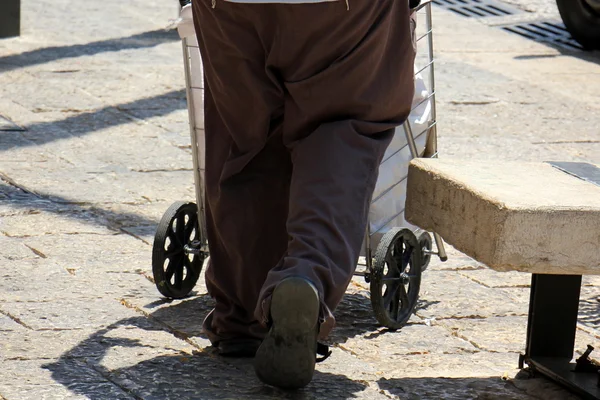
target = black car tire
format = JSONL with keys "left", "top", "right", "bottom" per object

{"left": 556, "top": 0, "right": 600, "bottom": 50}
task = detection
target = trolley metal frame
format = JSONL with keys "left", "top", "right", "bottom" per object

{"left": 360, "top": 0, "right": 447, "bottom": 275}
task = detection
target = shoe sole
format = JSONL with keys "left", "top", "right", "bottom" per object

{"left": 254, "top": 277, "right": 319, "bottom": 389}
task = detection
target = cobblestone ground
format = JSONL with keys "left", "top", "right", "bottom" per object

{"left": 0, "top": 0, "right": 599, "bottom": 399}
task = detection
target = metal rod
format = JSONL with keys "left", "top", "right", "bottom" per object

{"left": 410, "top": 91, "right": 436, "bottom": 112}
{"left": 414, "top": 60, "right": 435, "bottom": 77}
{"left": 371, "top": 209, "right": 406, "bottom": 237}
{"left": 426, "top": 1, "right": 438, "bottom": 157}
{"left": 403, "top": 120, "right": 420, "bottom": 159}
{"left": 380, "top": 124, "right": 431, "bottom": 164}
{"left": 416, "top": 29, "right": 433, "bottom": 43}
{"left": 432, "top": 233, "right": 447, "bottom": 261}
{"left": 181, "top": 39, "right": 208, "bottom": 245}
{"left": 364, "top": 217, "right": 373, "bottom": 271}
{"left": 371, "top": 175, "right": 408, "bottom": 203}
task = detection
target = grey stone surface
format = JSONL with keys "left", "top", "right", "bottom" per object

{"left": 365, "top": 352, "right": 522, "bottom": 379}
{"left": 0, "top": 0, "right": 598, "bottom": 399}
{"left": 0, "top": 211, "right": 114, "bottom": 236}
{"left": 0, "top": 298, "right": 143, "bottom": 330}
{"left": 0, "top": 383, "right": 134, "bottom": 400}
{"left": 416, "top": 271, "right": 529, "bottom": 319}
{"left": 0, "top": 358, "right": 134, "bottom": 399}
{"left": 378, "top": 376, "right": 552, "bottom": 400}
{"left": 457, "top": 269, "right": 531, "bottom": 289}
{"left": 578, "top": 286, "right": 600, "bottom": 333}
{"left": 3, "top": 233, "right": 150, "bottom": 272}
{"left": 0, "top": 314, "right": 25, "bottom": 332}
{"left": 341, "top": 322, "right": 479, "bottom": 359}
{"left": 436, "top": 316, "right": 528, "bottom": 353}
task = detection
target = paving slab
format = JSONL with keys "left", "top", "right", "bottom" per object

{"left": 0, "top": 383, "right": 134, "bottom": 400}
{"left": 0, "top": 298, "right": 144, "bottom": 330}
{"left": 378, "top": 375, "right": 580, "bottom": 400}
{"left": 457, "top": 269, "right": 531, "bottom": 288}
{"left": 0, "top": 268, "right": 155, "bottom": 303}
{"left": 578, "top": 286, "right": 600, "bottom": 332}
{"left": 366, "top": 352, "right": 521, "bottom": 379}
{"left": 436, "top": 316, "right": 528, "bottom": 353}
{"left": 0, "top": 210, "right": 115, "bottom": 237}
{"left": 416, "top": 271, "right": 529, "bottom": 320}
{"left": 0, "top": 359, "right": 134, "bottom": 400}
{"left": 0, "top": 313, "right": 25, "bottom": 332}
{"left": 1, "top": 233, "right": 150, "bottom": 272}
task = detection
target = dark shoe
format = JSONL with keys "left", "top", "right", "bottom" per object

{"left": 254, "top": 277, "right": 320, "bottom": 389}
{"left": 217, "top": 337, "right": 262, "bottom": 358}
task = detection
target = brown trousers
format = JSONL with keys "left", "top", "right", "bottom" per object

{"left": 192, "top": 0, "right": 415, "bottom": 344}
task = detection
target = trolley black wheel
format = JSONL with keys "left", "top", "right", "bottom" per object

{"left": 370, "top": 228, "right": 422, "bottom": 330}
{"left": 152, "top": 201, "right": 204, "bottom": 299}
{"left": 418, "top": 232, "right": 433, "bottom": 272}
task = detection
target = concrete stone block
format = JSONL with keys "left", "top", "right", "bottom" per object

{"left": 406, "top": 159, "right": 600, "bottom": 275}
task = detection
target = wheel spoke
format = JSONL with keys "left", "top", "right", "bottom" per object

{"left": 183, "top": 256, "right": 193, "bottom": 271}
{"left": 176, "top": 214, "right": 186, "bottom": 242}
{"left": 174, "top": 263, "right": 184, "bottom": 289}
{"left": 399, "top": 283, "right": 410, "bottom": 307}
{"left": 385, "top": 253, "right": 399, "bottom": 275}
{"left": 389, "top": 289, "right": 401, "bottom": 319}
{"left": 183, "top": 213, "right": 197, "bottom": 240}
{"left": 165, "top": 248, "right": 182, "bottom": 258}
{"left": 383, "top": 281, "right": 402, "bottom": 309}
{"left": 165, "top": 262, "right": 175, "bottom": 282}
{"left": 401, "top": 244, "right": 414, "bottom": 270}
{"left": 168, "top": 229, "right": 183, "bottom": 248}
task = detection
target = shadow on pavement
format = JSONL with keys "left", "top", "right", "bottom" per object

{"left": 508, "top": 27, "right": 600, "bottom": 66}
{"left": 514, "top": 49, "right": 600, "bottom": 65}
{"left": 0, "top": 29, "right": 180, "bottom": 73}
{"left": 0, "top": 179, "right": 159, "bottom": 230}
{"left": 329, "top": 289, "right": 440, "bottom": 345}
{"left": 579, "top": 296, "right": 600, "bottom": 332}
{"left": 0, "top": 89, "right": 187, "bottom": 152}
{"left": 377, "top": 376, "right": 580, "bottom": 400}
{"left": 42, "top": 295, "right": 369, "bottom": 400}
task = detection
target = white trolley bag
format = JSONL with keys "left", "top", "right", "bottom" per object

{"left": 151, "top": 0, "right": 447, "bottom": 331}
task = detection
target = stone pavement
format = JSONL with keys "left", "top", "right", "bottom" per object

{"left": 0, "top": 0, "right": 599, "bottom": 399}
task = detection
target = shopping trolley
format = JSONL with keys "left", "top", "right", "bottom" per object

{"left": 151, "top": 0, "right": 447, "bottom": 330}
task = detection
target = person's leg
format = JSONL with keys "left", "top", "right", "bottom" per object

{"left": 192, "top": 0, "right": 289, "bottom": 351}
{"left": 254, "top": 0, "right": 416, "bottom": 387}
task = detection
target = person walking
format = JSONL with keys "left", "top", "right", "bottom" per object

{"left": 192, "top": 0, "right": 417, "bottom": 389}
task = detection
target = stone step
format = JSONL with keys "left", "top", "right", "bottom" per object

{"left": 405, "top": 158, "right": 600, "bottom": 275}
